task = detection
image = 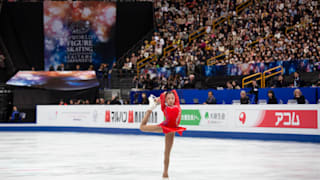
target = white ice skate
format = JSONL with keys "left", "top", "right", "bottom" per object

{"left": 148, "top": 94, "right": 158, "bottom": 111}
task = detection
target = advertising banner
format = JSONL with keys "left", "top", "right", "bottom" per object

{"left": 44, "top": 1, "right": 116, "bottom": 70}
{"left": 37, "top": 105, "right": 320, "bottom": 135}
{"left": 235, "top": 110, "right": 318, "bottom": 129}
{"left": 6, "top": 71, "right": 99, "bottom": 90}
{"left": 37, "top": 105, "right": 163, "bottom": 128}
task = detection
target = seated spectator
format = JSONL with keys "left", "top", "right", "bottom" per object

{"left": 59, "top": 99, "right": 67, "bottom": 105}
{"left": 122, "top": 58, "right": 132, "bottom": 72}
{"left": 232, "top": 80, "right": 241, "bottom": 89}
{"left": 249, "top": 80, "right": 259, "bottom": 104}
{"left": 141, "top": 93, "right": 149, "bottom": 104}
{"left": 10, "top": 106, "right": 20, "bottom": 121}
{"left": 293, "top": 89, "right": 306, "bottom": 104}
{"left": 133, "top": 93, "right": 139, "bottom": 104}
{"left": 100, "top": 98, "right": 105, "bottom": 104}
{"left": 183, "top": 74, "right": 196, "bottom": 89}
{"left": 57, "top": 63, "right": 65, "bottom": 71}
{"left": 226, "top": 81, "right": 234, "bottom": 89}
{"left": 123, "top": 100, "right": 130, "bottom": 105}
{"left": 69, "top": 99, "right": 74, "bottom": 105}
{"left": 49, "top": 65, "right": 55, "bottom": 71}
{"left": 132, "top": 76, "right": 144, "bottom": 89}
{"left": 273, "top": 75, "right": 287, "bottom": 88}
{"left": 312, "top": 73, "right": 320, "bottom": 87}
{"left": 292, "top": 72, "right": 303, "bottom": 88}
{"left": 144, "top": 74, "right": 153, "bottom": 90}
{"left": 96, "top": 64, "right": 104, "bottom": 88}
{"left": 88, "top": 65, "right": 94, "bottom": 71}
{"left": 74, "top": 99, "right": 82, "bottom": 105}
{"left": 267, "top": 90, "right": 278, "bottom": 104}
{"left": 110, "top": 96, "right": 121, "bottom": 105}
{"left": 130, "top": 53, "right": 138, "bottom": 67}
{"left": 203, "top": 91, "right": 216, "bottom": 104}
{"left": 240, "top": 90, "right": 249, "bottom": 104}
{"left": 76, "top": 64, "right": 81, "bottom": 71}
{"left": 95, "top": 98, "right": 100, "bottom": 104}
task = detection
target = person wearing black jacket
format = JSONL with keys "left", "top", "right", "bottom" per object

{"left": 240, "top": 90, "right": 250, "bottom": 104}
{"left": 110, "top": 96, "right": 122, "bottom": 105}
{"left": 203, "top": 91, "right": 217, "bottom": 104}
{"left": 57, "top": 63, "right": 65, "bottom": 71}
{"left": 141, "top": 93, "right": 149, "bottom": 104}
{"left": 267, "top": 90, "right": 278, "bottom": 104}
{"left": 292, "top": 72, "right": 303, "bottom": 87}
{"left": 273, "top": 75, "right": 287, "bottom": 88}
{"left": 249, "top": 80, "right": 259, "bottom": 104}
{"left": 293, "top": 89, "right": 306, "bottom": 104}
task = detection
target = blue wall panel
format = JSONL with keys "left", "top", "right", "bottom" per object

{"left": 131, "top": 88, "right": 320, "bottom": 104}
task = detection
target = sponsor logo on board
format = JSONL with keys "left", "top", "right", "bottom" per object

{"left": 205, "top": 111, "right": 227, "bottom": 125}
{"left": 180, "top": 110, "right": 201, "bottom": 125}
{"left": 239, "top": 112, "right": 246, "bottom": 124}
{"left": 105, "top": 110, "right": 158, "bottom": 124}
{"left": 257, "top": 110, "right": 318, "bottom": 128}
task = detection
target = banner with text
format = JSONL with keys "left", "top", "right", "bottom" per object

{"left": 44, "top": 1, "right": 116, "bottom": 70}
{"left": 37, "top": 105, "right": 320, "bottom": 135}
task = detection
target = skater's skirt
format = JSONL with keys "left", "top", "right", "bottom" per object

{"left": 159, "top": 123, "right": 186, "bottom": 136}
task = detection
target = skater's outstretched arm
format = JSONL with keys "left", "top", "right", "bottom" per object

{"left": 172, "top": 90, "right": 180, "bottom": 107}
{"left": 160, "top": 92, "right": 166, "bottom": 112}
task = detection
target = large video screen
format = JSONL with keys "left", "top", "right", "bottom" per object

{"left": 44, "top": 1, "right": 116, "bottom": 70}
{"left": 6, "top": 71, "right": 99, "bottom": 91}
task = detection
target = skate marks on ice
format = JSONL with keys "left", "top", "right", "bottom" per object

{"left": 0, "top": 133, "right": 319, "bottom": 180}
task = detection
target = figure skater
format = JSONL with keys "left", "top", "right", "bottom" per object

{"left": 140, "top": 90, "right": 186, "bottom": 179}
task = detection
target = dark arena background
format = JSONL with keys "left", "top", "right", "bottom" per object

{"left": 0, "top": 0, "right": 319, "bottom": 179}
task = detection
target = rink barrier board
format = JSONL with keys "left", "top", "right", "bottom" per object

{"left": 35, "top": 105, "right": 320, "bottom": 134}
{"left": 1, "top": 104, "right": 320, "bottom": 143}
{"left": 0, "top": 126, "right": 319, "bottom": 143}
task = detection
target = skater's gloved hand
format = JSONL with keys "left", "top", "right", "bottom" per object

{"left": 148, "top": 95, "right": 158, "bottom": 111}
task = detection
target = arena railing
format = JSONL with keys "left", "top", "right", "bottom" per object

{"left": 242, "top": 72, "right": 262, "bottom": 88}
{"left": 285, "top": 21, "right": 312, "bottom": 36}
{"left": 136, "top": 54, "right": 156, "bottom": 76}
{"left": 242, "top": 65, "right": 283, "bottom": 88}
{"left": 136, "top": 0, "right": 257, "bottom": 76}
{"left": 212, "top": 15, "right": 231, "bottom": 32}
{"left": 262, "top": 66, "right": 283, "bottom": 88}
{"left": 236, "top": 0, "right": 254, "bottom": 15}
{"left": 246, "top": 34, "right": 273, "bottom": 48}
{"left": 207, "top": 50, "right": 234, "bottom": 66}
{"left": 163, "top": 43, "right": 183, "bottom": 56}
{"left": 207, "top": 0, "right": 260, "bottom": 65}
{"left": 188, "top": 27, "right": 207, "bottom": 43}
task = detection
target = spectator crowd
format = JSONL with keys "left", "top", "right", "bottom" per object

{"left": 119, "top": 0, "right": 320, "bottom": 90}
{"left": 58, "top": 87, "right": 310, "bottom": 105}
{"left": 58, "top": 96, "right": 130, "bottom": 106}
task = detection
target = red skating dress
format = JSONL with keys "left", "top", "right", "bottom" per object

{"left": 158, "top": 90, "right": 187, "bottom": 136}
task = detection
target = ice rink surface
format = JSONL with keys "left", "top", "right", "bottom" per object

{"left": 0, "top": 132, "right": 319, "bottom": 180}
